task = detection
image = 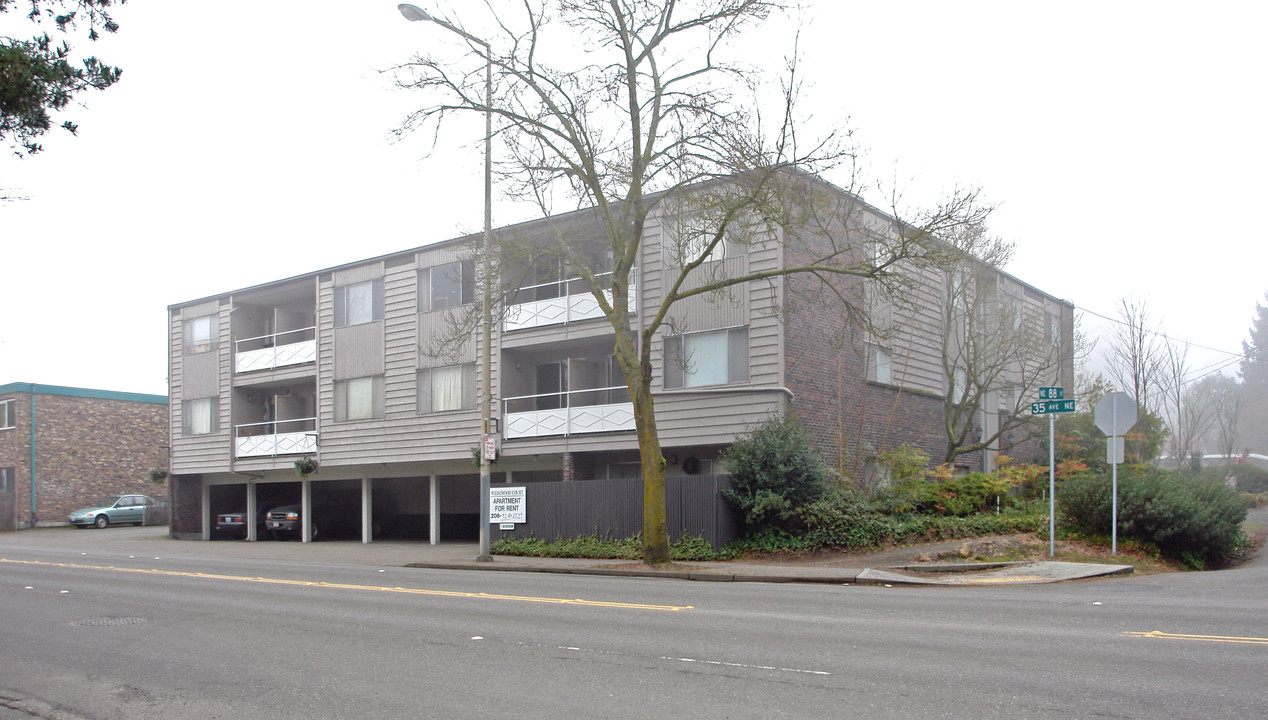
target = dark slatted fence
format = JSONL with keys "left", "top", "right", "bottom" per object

{"left": 494, "top": 474, "right": 740, "bottom": 549}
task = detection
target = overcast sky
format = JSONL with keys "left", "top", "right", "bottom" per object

{"left": 1, "top": 0, "right": 1263, "bottom": 399}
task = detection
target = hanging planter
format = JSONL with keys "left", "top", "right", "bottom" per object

{"left": 147, "top": 468, "right": 169, "bottom": 484}
{"left": 294, "top": 456, "right": 318, "bottom": 476}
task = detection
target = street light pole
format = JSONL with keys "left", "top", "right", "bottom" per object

{"left": 399, "top": 4, "right": 495, "bottom": 561}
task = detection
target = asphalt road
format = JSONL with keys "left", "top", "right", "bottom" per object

{"left": 2, "top": 532, "right": 1267, "bottom": 719}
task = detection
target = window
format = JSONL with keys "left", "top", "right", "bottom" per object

{"left": 1004, "top": 295, "right": 1024, "bottom": 331}
{"left": 1045, "top": 311, "right": 1061, "bottom": 347}
{"left": 866, "top": 343, "right": 892, "bottom": 385}
{"left": 0, "top": 467, "right": 12, "bottom": 493}
{"left": 609, "top": 462, "right": 643, "bottom": 480}
{"left": 951, "top": 367, "right": 968, "bottom": 405}
{"left": 948, "top": 268, "right": 967, "bottom": 311}
{"left": 668, "top": 214, "right": 739, "bottom": 266}
{"left": 0, "top": 399, "right": 13, "bottom": 430}
{"left": 334, "top": 376, "right": 384, "bottom": 421}
{"left": 182, "top": 397, "right": 217, "bottom": 435}
{"left": 664, "top": 327, "right": 749, "bottom": 388}
{"left": 418, "top": 364, "right": 477, "bottom": 413}
{"left": 419, "top": 261, "right": 475, "bottom": 312}
{"left": 334, "top": 279, "right": 384, "bottom": 327}
{"left": 183, "top": 315, "right": 215, "bottom": 354}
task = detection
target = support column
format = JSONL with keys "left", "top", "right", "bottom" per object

{"left": 200, "top": 481, "right": 211, "bottom": 541}
{"left": 429, "top": 475, "right": 439, "bottom": 545}
{"left": 246, "top": 482, "right": 257, "bottom": 542}
{"left": 301, "top": 477, "right": 312, "bottom": 543}
{"left": 361, "top": 477, "right": 373, "bottom": 544}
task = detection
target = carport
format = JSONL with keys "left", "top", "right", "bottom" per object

{"left": 202, "top": 473, "right": 480, "bottom": 543}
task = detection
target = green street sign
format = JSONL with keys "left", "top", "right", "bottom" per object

{"left": 1031, "top": 399, "right": 1076, "bottom": 415}
{"left": 1039, "top": 387, "right": 1064, "bottom": 400}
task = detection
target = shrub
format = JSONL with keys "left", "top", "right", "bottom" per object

{"left": 1058, "top": 469, "right": 1248, "bottom": 568}
{"left": 1226, "top": 463, "right": 1268, "bottom": 494}
{"left": 874, "top": 443, "right": 932, "bottom": 483}
{"left": 490, "top": 532, "right": 723, "bottom": 561}
{"left": 719, "top": 415, "right": 832, "bottom": 537}
{"left": 871, "top": 473, "right": 1015, "bottom": 517}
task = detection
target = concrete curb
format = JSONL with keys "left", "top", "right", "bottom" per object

{"left": 404, "top": 560, "right": 1130, "bottom": 586}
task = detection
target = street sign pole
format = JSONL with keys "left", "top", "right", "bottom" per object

{"left": 1095, "top": 392, "right": 1137, "bottom": 556}
{"left": 1049, "top": 412, "right": 1055, "bottom": 557}
{"left": 1111, "top": 401, "right": 1118, "bottom": 555}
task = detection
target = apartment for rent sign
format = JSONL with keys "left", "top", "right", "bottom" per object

{"left": 489, "top": 487, "right": 526, "bottom": 524}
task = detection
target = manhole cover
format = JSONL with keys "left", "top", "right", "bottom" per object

{"left": 72, "top": 617, "right": 148, "bottom": 627}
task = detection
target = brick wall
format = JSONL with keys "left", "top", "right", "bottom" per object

{"left": 779, "top": 206, "right": 983, "bottom": 481}
{"left": 170, "top": 474, "right": 203, "bottom": 539}
{"left": 0, "top": 390, "right": 169, "bottom": 528}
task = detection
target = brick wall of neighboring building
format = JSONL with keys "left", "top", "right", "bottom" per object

{"left": 0, "top": 385, "right": 169, "bottom": 529}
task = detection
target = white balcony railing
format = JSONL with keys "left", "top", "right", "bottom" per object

{"left": 234, "top": 418, "right": 317, "bottom": 458}
{"left": 503, "top": 386, "right": 635, "bottom": 439}
{"left": 235, "top": 327, "right": 317, "bottom": 373}
{"left": 504, "top": 270, "right": 637, "bottom": 332}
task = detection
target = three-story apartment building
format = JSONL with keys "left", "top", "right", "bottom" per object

{"left": 167, "top": 182, "right": 1073, "bottom": 543}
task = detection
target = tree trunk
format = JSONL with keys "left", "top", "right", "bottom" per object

{"left": 635, "top": 383, "right": 669, "bottom": 563}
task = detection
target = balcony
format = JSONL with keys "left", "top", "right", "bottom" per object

{"left": 503, "top": 386, "right": 634, "bottom": 439}
{"left": 504, "top": 269, "right": 637, "bottom": 332}
{"left": 235, "top": 327, "right": 317, "bottom": 374}
{"left": 234, "top": 418, "right": 318, "bottom": 458}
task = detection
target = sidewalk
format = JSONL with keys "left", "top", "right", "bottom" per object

{"left": 0, "top": 526, "right": 1133, "bottom": 586}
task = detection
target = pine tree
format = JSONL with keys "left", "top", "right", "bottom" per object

{"left": 0, "top": 0, "right": 125, "bottom": 156}
{"left": 1239, "top": 294, "right": 1268, "bottom": 453}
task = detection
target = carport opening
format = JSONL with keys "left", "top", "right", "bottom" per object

{"left": 209, "top": 482, "right": 298, "bottom": 540}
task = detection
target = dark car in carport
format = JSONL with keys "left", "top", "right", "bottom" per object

{"left": 266, "top": 494, "right": 373, "bottom": 540}
{"left": 215, "top": 508, "right": 269, "bottom": 539}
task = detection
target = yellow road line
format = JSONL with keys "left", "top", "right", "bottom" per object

{"left": 0, "top": 558, "right": 692, "bottom": 612}
{"left": 1124, "top": 630, "right": 1268, "bottom": 646}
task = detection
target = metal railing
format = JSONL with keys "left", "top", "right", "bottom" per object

{"left": 503, "top": 385, "right": 634, "bottom": 439}
{"left": 234, "top": 417, "right": 317, "bottom": 458}
{"left": 504, "top": 269, "right": 638, "bottom": 331}
{"left": 234, "top": 326, "right": 317, "bottom": 373}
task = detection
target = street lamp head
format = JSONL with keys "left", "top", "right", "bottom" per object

{"left": 397, "top": 4, "right": 433, "bottom": 22}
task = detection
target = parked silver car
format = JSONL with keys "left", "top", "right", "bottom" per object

{"left": 69, "top": 494, "right": 164, "bottom": 529}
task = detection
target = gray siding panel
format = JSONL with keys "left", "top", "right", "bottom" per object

{"left": 333, "top": 322, "right": 385, "bottom": 379}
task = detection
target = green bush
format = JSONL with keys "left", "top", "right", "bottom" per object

{"left": 1057, "top": 469, "right": 1248, "bottom": 568}
{"left": 719, "top": 415, "right": 832, "bottom": 537}
{"left": 491, "top": 531, "right": 722, "bottom": 560}
{"left": 871, "top": 473, "right": 1015, "bottom": 517}
{"left": 1226, "top": 463, "right": 1268, "bottom": 494}
{"left": 797, "top": 485, "right": 1044, "bottom": 551}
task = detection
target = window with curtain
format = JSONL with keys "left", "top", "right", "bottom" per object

{"left": 183, "top": 397, "right": 216, "bottom": 435}
{"left": 663, "top": 327, "right": 749, "bottom": 389}
{"left": 418, "top": 364, "right": 477, "bottom": 413}
{"left": 334, "top": 376, "right": 384, "bottom": 421}
{"left": 184, "top": 315, "right": 215, "bottom": 354}
{"left": 0, "top": 399, "right": 13, "bottom": 430}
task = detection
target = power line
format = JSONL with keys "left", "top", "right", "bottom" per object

{"left": 1080, "top": 305, "right": 1247, "bottom": 360}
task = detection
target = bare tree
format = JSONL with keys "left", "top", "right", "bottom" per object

{"left": 938, "top": 256, "right": 1065, "bottom": 465}
{"left": 1194, "top": 374, "right": 1240, "bottom": 463}
{"left": 1160, "top": 338, "right": 1214, "bottom": 470}
{"left": 1105, "top": 297, "right": 1165, "bottom": 415}
{"left": 392, "top": 0, "right": 995, "bottom": 562}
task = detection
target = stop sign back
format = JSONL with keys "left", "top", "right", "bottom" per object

{"left": 1094, "top": 392, "right": 1137, "bottom": 436}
